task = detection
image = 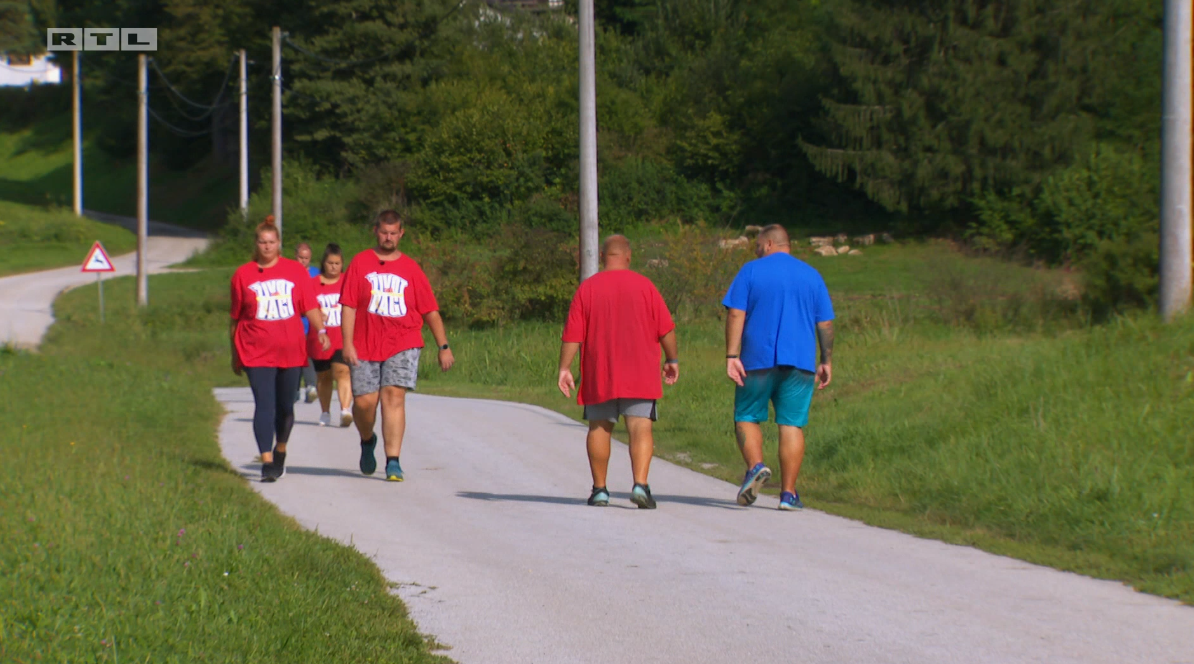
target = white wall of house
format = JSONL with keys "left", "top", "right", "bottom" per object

{"left": 0, "top": 54, "right": 62, "bottom": 87}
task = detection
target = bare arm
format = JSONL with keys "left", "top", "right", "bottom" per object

{"left": 305, "top": 307, "right": 330, "bottom": 351}
{"left": 341, "top": 305, "right": 358, "bottom": 366}
{"left": 660, "top": 329, "right": 679, "bottom": 385}
{"left": 816, "top": 320, "right": 834, "bottom": 389}
{"left": 424, "top": 310, "right": 454, "bottom": 371}
{"left": 557, "top": 341, "right": 581, "bottom": 397}
{"left": 725, "top": 308, "right": 747, "bottom": 386}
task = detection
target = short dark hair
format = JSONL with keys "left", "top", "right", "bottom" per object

{"left": 375, "top": 209, "right": 405, "bottom": 228}
{"left": 320, "top": 243, "right": 342, "bottom": 272}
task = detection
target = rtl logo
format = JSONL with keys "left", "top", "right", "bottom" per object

{"left": 47, "top": 29, "right": 158, "bottom": 52}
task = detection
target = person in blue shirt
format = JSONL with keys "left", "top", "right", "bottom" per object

{"left": 722, "top": 224, "right": 834, "bottom": 511}
{"left": 295, "top": 242, "right": 321, "bottom": 404}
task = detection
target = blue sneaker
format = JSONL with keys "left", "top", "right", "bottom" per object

{"left": 359, "top": 434, "right": 377, "bottom": 476}
{"left": 630, "top": 483, "right": 657, "bottom": 509}
{"left": 587, "top": 486, "right": 610, "bottom": 506}
{"left": 736, "top": 462, "right": 771, "bottom": 506}
{"left": 385, "top": 458, "right": 404, "bottom": 482}
{"left": 778, "top": 491, "right": 804, "bottom": 511}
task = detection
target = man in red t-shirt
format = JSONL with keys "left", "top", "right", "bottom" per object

{"left": 558, "top": 235, "right": 678, "bottom": 509}
{"left": 341, "top": 210, "right": 454, "bottom": 482}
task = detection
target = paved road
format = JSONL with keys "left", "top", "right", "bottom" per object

{"left": 215, "top": 388, "right": 1194, "bottom": 664}
{"left": 0, "top": 212, "right": 208, "bottom": 348}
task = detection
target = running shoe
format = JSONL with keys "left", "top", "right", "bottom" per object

{"left": 630, "top": 483, "right": 657, "bottom": 510}
{"left": 778, "top": 491, "right": 804, "bottom": 511}
{"left": 273, "top": 450, "right": 287, "bottom": 478}
{"left": 736, "top": 462, "right": 771, "bottom": 506}
{"left": 339, "top": 409, "right": 353, "bottom": 427}
{"left": 305, "top": 387, "right": 318, "bottom": 403}
{"left": 318, "top": 412, "right": 331, "bottom": 427}
{"left": 261, "top": 461, "right": 282, "bottom": 483}
{"left": 587, "top": 486, "right": 610, "bottom": 506}
{"left": 359, "top": 434, "right": 378, "bottom": 475}
{"left": 385, "top": 458, "right": 404, "bottom": 482}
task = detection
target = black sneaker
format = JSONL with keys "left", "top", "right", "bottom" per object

{"left": 631, "top": 483, "right": 657, "bottom": 509}
{"left": 273, "top": 450, "right": 287, "bottom": 478}
{"left": 359, "top": 434, "right": 378, "bottom": 475}
{"left": 587, "top": 486, "right": 610, "bottom": 506}
{"left": 261, "top": 462, "right": 283, "bottom": 482}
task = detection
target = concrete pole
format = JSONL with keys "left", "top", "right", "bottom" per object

{"left": 1160, "top": 0, "right": 1193, "bottom": 321}
{"left": 137, "top": 54, "right": 149, "bottom": 307}
{"left": 577, "top": 0, "right": 599, "bottom": 280}
{"left": 72, "top": 51, "right": 82, "bottom": 216}
{"left": 239, "top": 49, "right": 249, "bottom": 220}
{"left": 272, "top": 26, "right": 283, "bottom": 243}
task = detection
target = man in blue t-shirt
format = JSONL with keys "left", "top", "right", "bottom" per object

{"left": 722, "top": 224, "right": 834, "bottom": 511}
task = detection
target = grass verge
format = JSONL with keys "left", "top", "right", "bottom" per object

{"left": 0, "top": 200, "right": 136, "bottom": 276}
{"left": 0, "top": 270, "right": 450, "bottom": 663}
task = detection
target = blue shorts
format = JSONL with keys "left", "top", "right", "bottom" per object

{"left": 734, "top": 367, "right": 816, "bottom": 428}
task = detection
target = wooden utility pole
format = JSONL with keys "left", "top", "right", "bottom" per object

{"left": 1160, "top": 0, "right": 1193, "bottom": 321}
{"left": 136, "top": 53, "right": 148, "bottom": 307}
{"left": 577, "top": 0, "right": 598, "bottom": 280}
{"left": 72, "top": 51, "right": 82, "bottom": 216}
{"left": 271, "top": 26, "right": 283, "bottom": 242}
{"left": 239, "top": 49, "right": 249, "bottom": 219}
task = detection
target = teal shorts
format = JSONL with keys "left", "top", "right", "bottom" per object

{"left": 734, "top": 367, "right": 816, "bottom": 428}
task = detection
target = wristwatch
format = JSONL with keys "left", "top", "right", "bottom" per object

{"left": 440, "top": 343, "right": 450, "bottom": 350}
{"left": 318, "top": 329, "right": 328, "bottom": 336}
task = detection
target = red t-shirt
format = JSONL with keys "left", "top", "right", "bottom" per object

{"left": 230, "top": 258, "right": 318, "bottom": 368}
{"left": 307, "top": 276, "right": 345, "bottom": 360}
{"left": 561, "top": 269, "right": 675, "bottom": 405}
{"left": 339, "top": 251, "right": 439, "bottom": 362}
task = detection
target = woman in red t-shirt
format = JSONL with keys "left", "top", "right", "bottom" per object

{"left": 230, "top": 216, "right": 330, "bottom": 482}
{"left": 308, "top": 243, "right": 353, "bottom": 428}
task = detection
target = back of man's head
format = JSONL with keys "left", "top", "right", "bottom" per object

{"left": 759, "top": 224, "right": 789, "bottom": 246}
{"left": 602, "top": 234, "right": 631, "bottom": 257}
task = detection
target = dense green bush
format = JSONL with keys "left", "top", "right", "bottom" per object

{"left": 1082, "top": 233, "right": 1159, "bottom": 319}
{"left": 598, "top": 157, "right": 717, "bottom": 231}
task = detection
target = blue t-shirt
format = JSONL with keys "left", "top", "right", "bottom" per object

{"left": 722, "top": 252, "right": 834, "bottom": 373}
{"left": 301, "top": 265, "right": 320, "bottom": 333}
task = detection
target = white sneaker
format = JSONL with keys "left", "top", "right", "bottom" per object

{"left": 305, "top": 387, "right": 318, "bottom": 403}
{"left": 318, "top": 412, "right": 331, "bottom": 427}
{"left": 340, "top": 409, "right": 353, "bottom": 427}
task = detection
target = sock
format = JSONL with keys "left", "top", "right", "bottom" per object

{"left": 386, "top": 456, "right": 400, "bottom": 465}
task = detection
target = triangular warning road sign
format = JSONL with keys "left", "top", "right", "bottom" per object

{"left": 81, "top": 241, "right": 116, "bottom": 272}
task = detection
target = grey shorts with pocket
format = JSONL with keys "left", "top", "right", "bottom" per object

{"left": 583, "top": 398, "right": 657, "bottom": 423}
{"left": 351, "top": 348, "right": 420, "bottom": 396}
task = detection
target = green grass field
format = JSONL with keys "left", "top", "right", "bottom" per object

{"left": 0, "top": 200, "right": 136, "bottom": 276}
{"left": 0, "top": 271, "right": 450, "bottom": 663}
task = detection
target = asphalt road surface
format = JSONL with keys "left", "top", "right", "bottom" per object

{"left": 214, "top": 388, "right": 1194, "bottom": 664}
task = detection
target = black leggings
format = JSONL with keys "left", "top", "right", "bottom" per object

{"left": 244, "top": 367, "right": 301, "bottom": 454}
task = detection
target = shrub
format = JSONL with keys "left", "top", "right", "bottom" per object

{"left": 599, "top": 157, "right": 717, "bottom": 231}
{"left": 1082, "top": 232, "right": 1159, "bottom": 319}
{"left": 641, "top": 221, "right": 752, "bottom": 320}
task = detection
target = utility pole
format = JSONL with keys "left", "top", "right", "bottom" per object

{"left": 577, "top": 0, "right": 599, "bottom": 280}
{"left": 1160, "top": 0, "right": 1193, "bottom": 321}
{"left": 271, "top": 26, "right": 283, "bottom": 242}
{"left": 136, "top": 53, "right": 149, "bottom": 307}
{"left": 239, "top": 49, "right": 249, "bottom": 220}
{"left": 72, "top": 51, "right": 82, "bottom": 216}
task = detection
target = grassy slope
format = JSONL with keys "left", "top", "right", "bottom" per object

{"left": 0, "top": 200, "right": 136, "bottom": 276}
{"left": 0, "top": 111, "right": 238, "bottom": 231}
{"left": 0, "top": 271, "right": 449, "bottom": 663}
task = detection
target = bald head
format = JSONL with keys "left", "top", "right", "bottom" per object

{"left": 755, "top": 224, "right": 791, "bottom": 258}
{"left": 601, "top": 235, "right": 632, "bottom": 270}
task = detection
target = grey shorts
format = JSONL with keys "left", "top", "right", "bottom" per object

{"left": 351, "top": 348, "right": 420, "bottom": 396}
{"left": 583, "top": 399, "right": 657, "bottom": 423}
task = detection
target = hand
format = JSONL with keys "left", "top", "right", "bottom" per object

{"left": 231, "top": 356, "right": 243, "bottom": 377}
{"left": 318, "top": 333, "right": 332, "bottom": 352}
{"left": 662, "top": 362, "right": 679, "bottom": 385}
{"left": 727, "top": 358, "right": 746, "bottom": 387}
{"left": 816, "top": 362, "right": 832, "bottom": 389}
{"left": 342, "top": 344, "right": 359, "bottom": 367}
{"left": 557, "top": 369, "right": 575, "bottom": 398}
{"left": 438, "top": 348, "right": 455, "bottom": 372}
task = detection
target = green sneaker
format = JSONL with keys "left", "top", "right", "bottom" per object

{"left": 385, "top": 458, "right": 404, "bottom": 482}
{"left": 587, "top": 486, "right": 610, "bottom": 506}
{"left": 359, "top": 434, "right": 377, "bottom": 475}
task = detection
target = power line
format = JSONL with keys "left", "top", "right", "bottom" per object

{"left": 147, "top": 106, "right": 214, "bottom": 137}
{"left": 147, "top": 55, "right": 237, "bottom": 111}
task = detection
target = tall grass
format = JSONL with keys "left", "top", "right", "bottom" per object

{"left": 0, "top": 200, "right": 136, "bottom": 276}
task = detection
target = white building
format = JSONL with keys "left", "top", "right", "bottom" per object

{"left": 0, "top": 53, "right": 62, "bottom": 87}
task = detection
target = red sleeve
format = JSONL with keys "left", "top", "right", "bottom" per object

{"left": 561, "top": 285, "right": 586, "bottom": 343}
{"left": 339, "top": 257, "right": 361, "bottom": 309}
{"left": 652, "top": 284, "right": 675, "bottom": 339}
{"left": 230, "top": 269, "right": 243, "bottom": 319}
{"left": 414, "top": 265, "right": 438, "bottom": 315}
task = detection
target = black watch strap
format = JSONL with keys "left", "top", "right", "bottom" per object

{"left": 440, "top": 343, "right": 450, "bottom": 350}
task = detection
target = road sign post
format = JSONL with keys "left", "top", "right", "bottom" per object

{"left": 82, "top": 241, "right": 116, "bottom": 323}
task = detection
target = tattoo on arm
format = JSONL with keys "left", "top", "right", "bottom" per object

{"left": 816, "top": 322, "right": 834, "bottom": 363}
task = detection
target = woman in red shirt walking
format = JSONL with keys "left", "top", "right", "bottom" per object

{"left": 230, "top": 216, "right": 330, "bottom": 481}
{"left": 309, "top": 243, "right": 353, "bottom": 427}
